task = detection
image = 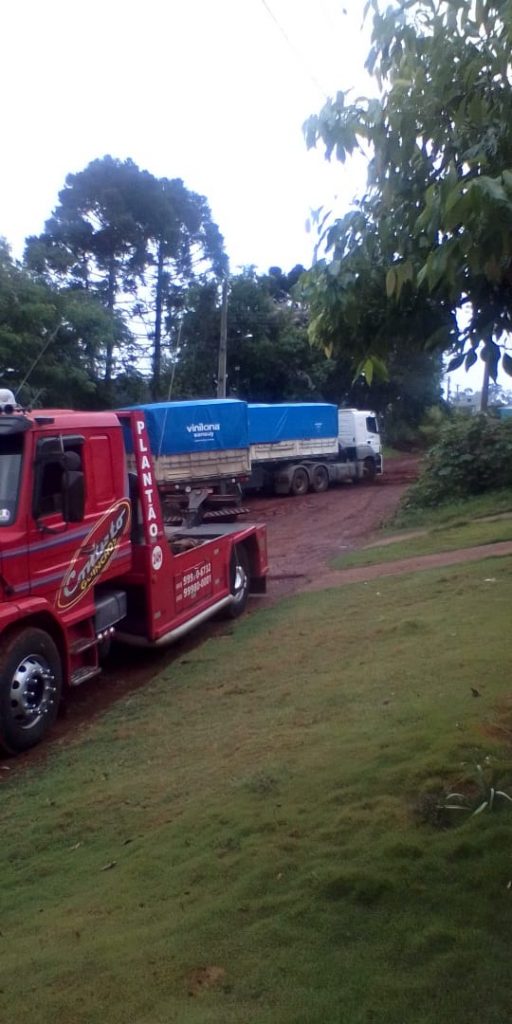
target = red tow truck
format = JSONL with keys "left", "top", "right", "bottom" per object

{"left": 0, "top": 392, "right": 268, "bottom": 754}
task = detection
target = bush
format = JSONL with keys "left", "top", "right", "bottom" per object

{"left": 403, "top": 414, "right": 512, "bottom": 508}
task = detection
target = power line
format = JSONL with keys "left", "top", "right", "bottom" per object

{"left": 259, "top": 0, "right": 329, "bottom": 99}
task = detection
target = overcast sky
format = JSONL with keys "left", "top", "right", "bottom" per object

{"left": 1, "top": 0, "right": 370, "bottom": 270}
{"left": 1, "top": 0, "right": 491, "bottom": 393}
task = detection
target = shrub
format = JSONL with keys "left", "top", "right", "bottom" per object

{"left": 403, "top": 414, "right": 512, "bottom": 508}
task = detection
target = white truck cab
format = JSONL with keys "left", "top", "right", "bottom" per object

{"left": 338, "top": 408, "right": 382, "bottom": 475}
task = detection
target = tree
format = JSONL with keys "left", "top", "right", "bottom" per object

{"left": 169, "top": 267, "right": 331, "bottom": 402}
{"left": 304, "top": 0, "right": 512, "bottom": 406}
{"left": 0, "top": 240, "right": 116, "bottom": 407}
{"left": 25, "top": 157, "right": 147, "bottom": 389}
{"left": 25, "top": 157, "right": 227, "bottom": 399}
{"left": 130, "top": 176, "right": 227, "bottom": 398}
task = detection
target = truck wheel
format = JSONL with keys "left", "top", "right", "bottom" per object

{"left": 362, "top": 458, "right": 377, "bottom": 482}
{"left": 0, "top": 628, "right": 63, "bottom": 754}
{"left": 290, "top": 467, "right": 309, "bottom": 497}
{"left": 311, "top": 465, "right": 329, "bottom": 493}
{"left": 224, "top": 545, "right": 250, "bottom": 618}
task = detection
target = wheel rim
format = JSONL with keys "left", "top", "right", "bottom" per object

{"left": 9, "top": 654, "right": 57, "bottom": 731}
{"left": 313, "top": 468, "right": 328, "bottom": 492}
{"left": 293, "top": 471, "right": 308, "bottom": 495}
{"left": 233, "top": 559, "right": 248, "bottom": 603}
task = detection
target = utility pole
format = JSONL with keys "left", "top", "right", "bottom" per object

{"left": 480, "top": 359, "right": 490, "bottom": 412}
{"left": 217, "top": 278, "right": 228, "bottom": 398}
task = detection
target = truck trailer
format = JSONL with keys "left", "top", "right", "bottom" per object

{"left": 124, "top": 398, "right": 251, "bottom": 524}
{"left": 0, "top": 391, "right": 267, "bottom": 754}
{"left": 246, "top": 403, "right": 383, "bottom": 496}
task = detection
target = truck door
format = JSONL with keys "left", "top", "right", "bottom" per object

{"left": 361, "top": 414, "right": 382, "bottom": 457}
{"left": 28, "top": 435, "right": 89, "bottom": 606}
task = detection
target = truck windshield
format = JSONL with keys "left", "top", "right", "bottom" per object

{"left": 0, "top": 435, "right": 23, "bottom": 525}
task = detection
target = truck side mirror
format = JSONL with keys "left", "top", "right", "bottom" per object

{"left": 63, "top": 470, "right": 85, "bottom": 522}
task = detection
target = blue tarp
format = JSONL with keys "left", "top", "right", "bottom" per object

{"left": 247, "top": 403, "right": 338, "bottom": 444}
{"left": 122, "top": 399, "right": 249, "bottom": 455}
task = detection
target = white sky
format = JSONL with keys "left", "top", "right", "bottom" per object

{"left": 0, "top": 0, "right": 496, "bottom": 394}
{"left": 1, "top": 0, "right": 370, "bottom": 271}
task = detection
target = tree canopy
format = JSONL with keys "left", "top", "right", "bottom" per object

{"left": 0, "top": 148, "right": 444, "bottom": 432}
{"left": 304, "top": 0, "right": 512, "bottom": 397}
{"left": 25, "top": 156, "right": 227, "bottom": 399}
{"left": 0, "top": 239, "right": 128, "bottom": 408}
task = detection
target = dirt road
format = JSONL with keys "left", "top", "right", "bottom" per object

{"left": 245, "top": 455, "right": 418, "bottom": 599}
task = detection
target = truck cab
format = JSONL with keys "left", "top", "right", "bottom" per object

{"left": 338, "top": 409, "right": 383, "bottom": 479}
{"left": 0, "top": 394, "right": 267, "bottom": 755}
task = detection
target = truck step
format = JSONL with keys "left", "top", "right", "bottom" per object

{"left": 204, "top": 506, "right": 250, "bottom": 519}
{"left": 70, "top": 666, "right": 101, "bottom": 687}
{"left": 70, "top": 637, "right": 97, "bottom": 655}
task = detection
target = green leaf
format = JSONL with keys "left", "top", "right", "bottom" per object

{"left": 385, "top": 268, "right": 396, "bottom": 298}
{"left": 447, "top": 352, "right": 465, "bottom": 372}
{"left": 362, "top": 357, "right": 374, "bottom": 385}
{"left": 503, "top": 170, "right": 512, "bottom": 192}
{"left": 502, "top": 353, "right": 512, "bottom": 377}
{"left": 370, "top": 354, "right": 389, "bottom": 382}
{"left": 465, "top": 350, "right": 477, "bottom": 370}
{"left": 481, "top": 341, "right": 501, "bottom": 383}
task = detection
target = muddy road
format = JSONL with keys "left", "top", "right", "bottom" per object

{"left": 248, "top": 455, "right": 418, "bottom": 598}
{"left": 0, "top": 456, "right": 418, "bottom": 770}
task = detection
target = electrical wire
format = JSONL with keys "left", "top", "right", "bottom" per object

{"left": 259, "top": 0, "right": 329, "bottom": 99}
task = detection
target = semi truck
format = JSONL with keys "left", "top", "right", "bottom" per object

{"left": 0, "top": 390, "right": 267, "bottom": 755}
{"left": 126, "top": 400, "right": 383, "bottom": 510}
{"left": 246, "top": 403, "right": 383, "bottom": 496}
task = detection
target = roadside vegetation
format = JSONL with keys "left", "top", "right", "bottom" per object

{"left": 333, "top": 512, "right": 512, "bottom": 569}
{"left": 402, "top": 415, "right": 512, "bottom": 511}
{"left": 333, "top": 414, "right": 512, "bottom": 571}
{"left": 2, "top": 557, "right": 512, "bottom": 1024}
{"left": 392, "top": 486, "right": 512, "bottom": 531}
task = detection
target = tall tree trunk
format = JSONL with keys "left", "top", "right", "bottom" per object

{"left": 152, "top": 243, "right": 164, "bottom": 400}
{"left": 105, "top": 257, "right": 116, "bottom": 386}
{"left": 480, "top": 358, "right": 490, "bottom": 412}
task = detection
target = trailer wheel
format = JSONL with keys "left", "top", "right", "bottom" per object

{"left": 311, "top": 465, "right": 329, "bottom": 493}
{"left": 225, "top": 545, "right": 250, "bottom": 618}
{"left": 290, "top": 467, "right": 309, "bottom": 497}
{"left": 0, "top": 628, "right": 63, "bottom": 754}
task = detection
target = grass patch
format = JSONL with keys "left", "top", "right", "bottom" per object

{"left": 332, "top": 514, "right": 512, "bottom": 569}
{"left": 393, "top": 486, "right": 512, "bottom": 530}
{"left": 2, "top": 558, "right": 512, "bottom": 1023}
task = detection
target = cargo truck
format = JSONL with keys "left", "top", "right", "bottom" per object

{"left": 246, "top": 403, "right": 383, "bottom": 496}
{"left": 0, "top": 391, "right": 267, "bottom": 754}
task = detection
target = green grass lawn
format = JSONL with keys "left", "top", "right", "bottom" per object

{"left": 2, "top": 557, "right": 512, "bottom": 1024}
{"left": 393, "top": 486, "right": 512, "bottom": 530}
{"left": 332, "top": 513, "right": 512, "bottom": 569}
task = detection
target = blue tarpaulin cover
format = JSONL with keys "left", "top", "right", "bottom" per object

{"left": 247, "top": 403, "right": 338, "bottom": 444}
{"left": 122, "top": 399, "right": 249, "bottom": 455}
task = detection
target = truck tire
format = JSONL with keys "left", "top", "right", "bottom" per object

{"left": 362, "top": 457, "right": 377, "bottom": 482}
{"left": 225, "top": 545, "right": 250, "bottom": 619}
{"left": 0, "top": 628, "right": 63, "bottom": 754}
{"left": 311, "top": 465, "right": 329, "bottom": 493}
{"left": 290, "top": 467, "right": 309, "bottom": 497}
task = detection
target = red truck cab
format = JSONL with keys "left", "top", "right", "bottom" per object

{"left": 0, "top": 398, "right": 267, "bottom": 754}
